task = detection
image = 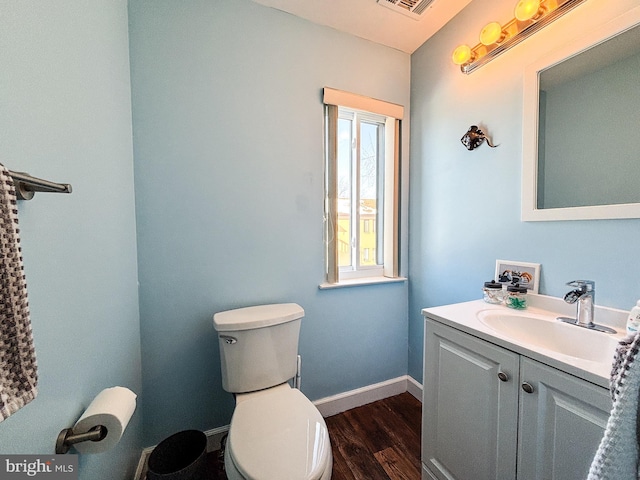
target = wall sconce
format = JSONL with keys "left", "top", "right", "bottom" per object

{"left": 461, "top": 126, "right": 498, "bottom": 151}
{"left": 452, "top": 0, "right": 587, "bottom": 74}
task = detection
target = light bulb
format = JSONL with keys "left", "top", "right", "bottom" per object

{"left": 514, "top": 0, "right": 541, "bottom": 21}
{"left": 479, "top": 22, "right": 504, "bottom": 45}
{"left": 452, "top": 45, "right": 472, "bottom": 65}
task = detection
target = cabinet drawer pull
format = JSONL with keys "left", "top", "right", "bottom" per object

{"left": 497, "top": 371, "right": 509, "bottom": 382}
{"left": 522, "top": 382, "right": 535, "bottom": 394}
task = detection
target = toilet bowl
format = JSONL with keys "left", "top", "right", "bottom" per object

{"left": 213, "top": 303, "right": 333, "bottom": 480}
{"left": 223, "top": 384, "right": 332, "bottom": 480}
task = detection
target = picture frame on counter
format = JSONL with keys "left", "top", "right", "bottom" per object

{"left": 495, "top": 260, "right": 540, "bottom": 294}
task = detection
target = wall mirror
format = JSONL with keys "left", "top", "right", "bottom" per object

{"left": 522, "top": 8, "right": 640, "bottom": 221}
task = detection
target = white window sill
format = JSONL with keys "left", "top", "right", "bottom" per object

{"left": 319, "top": 276, "right": 407, "bottom": 290}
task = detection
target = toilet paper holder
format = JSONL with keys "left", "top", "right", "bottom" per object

{"left": 55, "top": 425, "right": 108, "bottom": 454}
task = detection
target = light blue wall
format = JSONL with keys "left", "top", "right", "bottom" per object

{"left": 408, "top": 0, "right": 640, "bottom": 381}
{"left": 0, "top": 1, "right": 142, "bottom": 479}
{"left": 128, "top": 0, "right": 411, "bottom": 445}
{"left": 7, "top": 0, "right": 637, "bottom": 474}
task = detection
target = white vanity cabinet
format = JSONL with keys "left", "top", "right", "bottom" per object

{"left": 422, "top": 318, "right": 612, "bottom": 480}
{"left": 422, "top": 319, "right": 519, "bottom": 480}
{"left": 517, "top": 357, "right": 611, "bottom": 480}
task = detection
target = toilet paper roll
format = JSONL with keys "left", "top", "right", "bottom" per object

{"left": 72, "top": 386, "right": 137, "bottom": 454}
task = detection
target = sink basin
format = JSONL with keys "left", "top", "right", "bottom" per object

{"left": 476, "top": 310, "right": 621, "bottom": 364}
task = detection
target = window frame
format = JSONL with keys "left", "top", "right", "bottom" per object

{"left": 338, "top": 107, "right": 386, "bottom": 279}
{"left": 322, "top": 88, "right": 403, "bottom": 287}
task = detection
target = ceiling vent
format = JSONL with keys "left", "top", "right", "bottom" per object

{"left": 377, "top": 0, "right": 436, "bottom": 20}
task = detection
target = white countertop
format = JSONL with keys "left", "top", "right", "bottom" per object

{"left": 422, "top": 295, "right": 629, "bottom": 389}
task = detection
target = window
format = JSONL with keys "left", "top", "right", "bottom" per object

{"left": 337, "top": 108, "right": 384, "bottom": 273}
{"left": 322, "top": 88, "right": 403, "bottom": 286}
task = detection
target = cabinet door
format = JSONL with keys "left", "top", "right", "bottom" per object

{"left": 517, "top": 357, "right": 611, "bottom": 480}
{"left": 423, "top": 319, "right": 520, "bottom": 480}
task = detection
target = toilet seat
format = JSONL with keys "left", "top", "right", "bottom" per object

{"left": 227, "top": 386, "right": 331, "bottom": 480}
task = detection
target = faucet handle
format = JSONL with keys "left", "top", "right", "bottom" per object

{"left": 564, "top": 280, "right": 595, "bottom": 305}
{"left": 564, "top": 289, "right": 582, "bottom": 304}
{"left": 566, "top": 280, "right": 595, "bottom": 292}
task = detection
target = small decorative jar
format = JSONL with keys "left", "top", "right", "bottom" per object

{"left": 483, "top": 281, "right": 504, "bottom": 304}
{"left": 506, "top": 284, "right": 528, "bottom": 310}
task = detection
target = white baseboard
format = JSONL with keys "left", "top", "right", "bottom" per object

{"left": 313, "top": 375, "right": 422, "bottom": 417}
{"left": 133, "top": 376, "right": 423, "bottom": 480}
{"left": 134, "top": 447, "right": 153, "bottom": 480}
{"left": 203, "top": 425, "right": 231, "bottom": 452}
{"left": 406, "top": 375, "right": 423, "bottom": 401}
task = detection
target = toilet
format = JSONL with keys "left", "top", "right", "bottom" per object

{"left": 213, "top": 303, "right": 333, "bottom": 480}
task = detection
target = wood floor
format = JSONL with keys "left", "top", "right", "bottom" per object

{"left": 200, "top": 391, "right": 422, "bottom": 480}
{"left": 327, "top": 392, "right": 422, "bottom": 480}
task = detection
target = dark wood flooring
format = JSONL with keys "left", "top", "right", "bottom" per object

{"left": 155, "top": 392, "right": 422, "bottom": 480}
{"left": 327, "top": 392, "right": 422, "bottom": 480}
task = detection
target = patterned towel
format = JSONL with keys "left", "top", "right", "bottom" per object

{"left": 587, "top": 332, "right": 640, "bottom": 479}
{"left": 0, "top": 164, "right": 37, "bottom": 422}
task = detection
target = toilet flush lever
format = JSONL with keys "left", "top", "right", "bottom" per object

{"left": 219, "top": 335, "right": 237, "bottom": 345}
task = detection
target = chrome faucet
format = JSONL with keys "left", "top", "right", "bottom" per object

{"left": 566, "top": 280, "right": 595, "bottom": 327}
{"left": 557, "top": 280, "right": 616, "bottom": 333}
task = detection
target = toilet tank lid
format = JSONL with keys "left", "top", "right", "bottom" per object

{"left": 213, "top": 303, "right": 304, "bottom": 331}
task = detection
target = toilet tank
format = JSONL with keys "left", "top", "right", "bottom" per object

{"left": 213, "top": 303, "right": 304, "bottom": 393}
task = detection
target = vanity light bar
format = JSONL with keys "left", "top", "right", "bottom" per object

{"left": 454, "top": 0, "right": 587, "bottom": 74}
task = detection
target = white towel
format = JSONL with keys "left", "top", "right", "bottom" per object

{"left": 0, "top": 163, "right": 37, "bottom": 422}
{"left": 587, "top": 333, "right": 640, "bottom": 479}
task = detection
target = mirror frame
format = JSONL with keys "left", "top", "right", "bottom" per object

{"left": 522, "top": 7, "right": 640, "bottom": 221}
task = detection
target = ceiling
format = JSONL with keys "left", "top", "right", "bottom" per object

{"left": 250, "top": 0, "right": 473, "bottom": 54}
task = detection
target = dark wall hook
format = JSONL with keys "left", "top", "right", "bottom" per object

{"left": 461, "top": 125, "right": 498, "bottom": 151}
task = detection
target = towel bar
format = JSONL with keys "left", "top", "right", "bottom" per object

{"left": 7, "top": 170, "right": 72, "bottom": 200}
